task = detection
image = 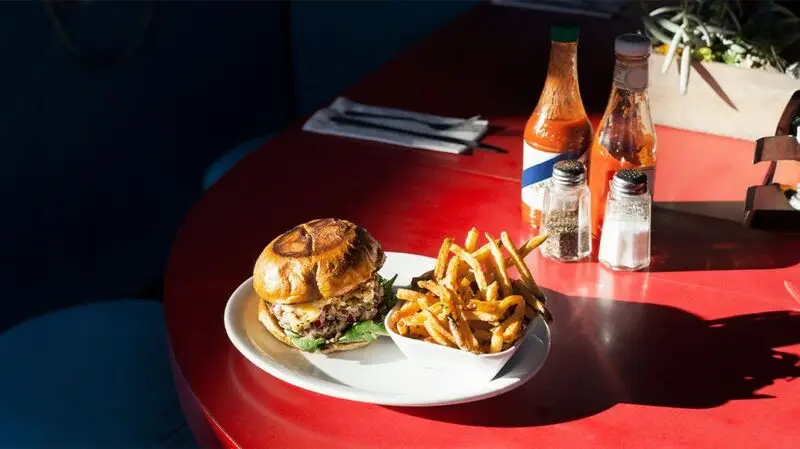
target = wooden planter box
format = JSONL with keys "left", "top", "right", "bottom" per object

{"left": 648, "top": 53, "right": 800, "bottom": 141}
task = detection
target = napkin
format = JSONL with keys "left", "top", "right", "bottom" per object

{"left": 302, "top": 97, "right": 489, "bottom": 154}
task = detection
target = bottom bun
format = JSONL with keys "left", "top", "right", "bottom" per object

{"left": 257, "top": 300, "right": 371, "bottom": 353}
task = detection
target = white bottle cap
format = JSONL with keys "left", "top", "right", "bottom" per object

{"left": 615, "top": 34, "right": 652, "bottom": 57}
{"left": 790, "top": 184, "right": 800, "bottom": 211}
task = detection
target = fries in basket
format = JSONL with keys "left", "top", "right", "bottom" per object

{"left": 389, "top": 228, "right": 551, "bottom": 354}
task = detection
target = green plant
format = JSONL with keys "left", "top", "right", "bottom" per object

{"left": 640, "top": 0, "right": 800, "bottom": 94}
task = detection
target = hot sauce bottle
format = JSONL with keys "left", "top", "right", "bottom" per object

{"left": 522, "top": 25, "right": 593, "bottom": 229}
{"left": 588, "top": 34, "right": 657, "bottom": 238}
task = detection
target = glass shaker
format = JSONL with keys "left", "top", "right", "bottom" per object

{"left": 598, "top": 168, "right": 652, "bottom": 271}
{"left": 540, "top": 160, "right": 592, "bottom": 262}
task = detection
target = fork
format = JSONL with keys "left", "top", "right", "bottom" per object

{"left": 344, "top": 110, "right": 483, "bottom": 131}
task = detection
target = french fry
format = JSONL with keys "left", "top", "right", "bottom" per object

{"left": 393, "top": 228, "right": 552, "bottom": 354}
{"left": 500, "top": 232, "right": 536, "bottom": 291}
{"left": 489, "top": 327, "right": 504, "bottom": 353}
{"left": 397, "top": 288, "right": 427, "bottom": 302}
{"left": 408, "top": 324, "right": 429, "bottom": 339}
{"left": 471, "top": 299, "right": 499, "bottom": 314}
{"left": 418, "top": 280, "right": 445, "bottom": 298}
{"left": 472, "top": 233, "right": 548, "bottom": 266}
{"left": 415, "top": 294, "right": 436, "bottom": 310}
{"left": 439, "top": 287, "right": 468, "bottom": 351}
{"left": 503, "top": 324, "right": 522, "bottom": 343}
{"left": 456, "top": 315, "right": 480, "bottom": 351}
{"left": 422, "top": 309, "right": 455, "bottom": 344}
{"left": 463, "top": 310, "right": 501, "bottom": 322}
{"left": 397, "top": 319, "right": 409, "bottom": 335}
{"left": 454, "top": 233, "right": 549, "bottom": 280}
{"left": 497, "top": 294, "right": 524, "bottom": 315}
{"left": 445, "top": 255, "right": 461, "bottom": 289}
{"left": 513, "top": 280, "right": 552, "bottom": 323}
{"left": 447, "top": 316, "right": 467, "bottom": 350}
{"left": 485, "top": 233, "right": 513, "bottom": 298}
{"left": 449, "top": 243, "right": 488, "bottom": 293}
{"left": 502, "top": 232, "right": 548, "bottom": 303}
{"left": 465, "top": 226, "right": 480, "bottom": 252}
{"left": 427, "top": 302, "right": 444, "bottom": 315}
{"left": 425, "top": 320, "right": 455, "bottom": 347}
{"left": 389, "top": 301, "right": 421, "bottom": 330}
{"left": 451, "top": 299, "right": 479, "bottom": 350}
{"left": 497, "top": 295, "right": 525, "bottom": 340}
{"left": 400, "top": 301, "right": 420, "bottom": 313}
{"left": 485, "top": 281, "right": 499, "bottom": 302}
{"left": 404, "top": 313, "right": 428, "bottom": 325}
{"left": 434, "top": 237, "right": 454, "bottom": 280}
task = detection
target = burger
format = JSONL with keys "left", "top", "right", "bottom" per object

{"left": 253, "top": 218, "right": 397, "bottom": 353}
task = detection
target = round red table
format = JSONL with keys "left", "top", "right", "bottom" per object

{"left": 165, "top": 4, "right": 800, "bottom": 448}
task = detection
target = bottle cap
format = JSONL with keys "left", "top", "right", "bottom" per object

{"left": 615, "top": 33, "right": 651, "bottom": 57}
{"left": 611, "top": 168, "right": 648, "bottom": 195}
{"left": 552, "top": 159, "right": 586, "bottom": 186}
{"left": 551, "top": 25, "right": 579, "bottom": 43}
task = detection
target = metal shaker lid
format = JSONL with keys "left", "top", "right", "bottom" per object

{"left": 552, "top": 159, "right": 586, "bottom": 186}
{"left": 611, "top": 168, "right": 648, "bottom": 195}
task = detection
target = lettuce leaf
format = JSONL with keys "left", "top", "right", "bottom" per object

{"left": 336, "top": 320, "right": 388, "bottom": 344}
{"left": 377, "top": 273, "right": 399, "bottom": 320}
{"left": 286, "top": 331, "right": 327, "bottom": 352}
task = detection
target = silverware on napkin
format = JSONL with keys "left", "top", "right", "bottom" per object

{"left": 343, "top": 110, "right": 484, "bottom": 131}
{"left": 328, "top": 115, "right": 507, "bottom": 154}
{"left": 303, "top": 97, "right": 496, "bottom": 155}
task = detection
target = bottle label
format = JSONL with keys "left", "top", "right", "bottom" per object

{"left": 613, "top": 60, "right": 648, "bottom": 92}
{"left": 521, "top": 141, "right": 587, "bottom": 211}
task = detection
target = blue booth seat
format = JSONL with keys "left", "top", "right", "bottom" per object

{"left": 0, "top": 299, "right": 196, "bottom": 448}
{"left": 203, "top": 135, "right": 272, "bottom": 191}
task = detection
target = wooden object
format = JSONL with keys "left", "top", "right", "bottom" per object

{"left": 649, "top": 54, "right": 800, "bottom": 141}
{"left": 743, "top": 90, "right": 800, "bottom": 231}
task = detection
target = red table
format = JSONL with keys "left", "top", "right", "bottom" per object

{"left": 165, "top": 4, "right": 800, "bottom": 448}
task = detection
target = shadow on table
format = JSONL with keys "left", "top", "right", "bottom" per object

{"left": 387, "top": 290, "right": 800, "bottom": 427}
{"left": 648, "top": 201, "right": 800, "bottom": 272}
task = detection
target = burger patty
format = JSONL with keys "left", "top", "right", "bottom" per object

{"left": 271, "top": 276, "right": 384, "bottom": 340}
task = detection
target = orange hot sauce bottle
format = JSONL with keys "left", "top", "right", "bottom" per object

{"left": 588, "top": 34, "right": 657, "bottom": 238}
{"left": 521, "top": 25, "right": 593, "bottom": 229}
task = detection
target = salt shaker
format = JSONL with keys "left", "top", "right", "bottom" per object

{"left": 598, "top": 168, "right": 652, "bottom": 271}
{"left": 540, "top": 160, "right": 592, "bottom": 262}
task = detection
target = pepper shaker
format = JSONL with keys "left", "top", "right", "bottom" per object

{"left": 540, "top": 160, "right": 592, "bottom": 262}
{"left": 598, "top": 168, "right": 652, "bottom": 271}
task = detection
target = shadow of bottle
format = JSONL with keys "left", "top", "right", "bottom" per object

{"left": 388, "top": 289, "right": 800, "bottom": 427}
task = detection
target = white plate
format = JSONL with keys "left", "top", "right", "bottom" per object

{"left": 223, "top": 251, "right": 551, "bottom": 407}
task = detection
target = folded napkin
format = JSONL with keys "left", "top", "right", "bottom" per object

{"left": 302, "top": 97, "right": 489, "bottom": 154}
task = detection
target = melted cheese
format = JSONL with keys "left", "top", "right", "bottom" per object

{"left": 290, "top": 302, "right": 323, "bottom": 320}
{"left": 274, "top": 279, "right": 380, "bottom": 335}
{"left": 279, "top": 302, "right": 323, "bottom": 333}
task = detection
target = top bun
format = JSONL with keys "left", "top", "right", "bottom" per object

{"left": 253, "top": 218, "right": 385, "bottom": 305}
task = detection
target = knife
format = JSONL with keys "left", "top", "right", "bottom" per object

{"left": 328, "top": 115, "right": 508, "bottom": 154}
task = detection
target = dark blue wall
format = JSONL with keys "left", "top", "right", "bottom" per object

{"left": 290, "top": 1, "right": 477, "bottom": 115}
{"left": 1, "top": 0, "right": 476, "bottom": 331}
